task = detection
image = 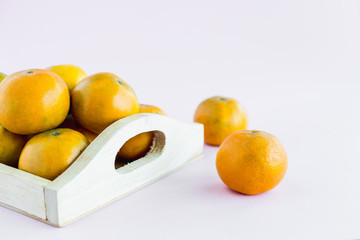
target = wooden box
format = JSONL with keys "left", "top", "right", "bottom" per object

{"left": 0, "top": 113, "right": 204, "bottom": 227}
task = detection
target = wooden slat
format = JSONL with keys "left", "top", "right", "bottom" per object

{"left": 0, "top": 164, "right": 50, "bottom": 219}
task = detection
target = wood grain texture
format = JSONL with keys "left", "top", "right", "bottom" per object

{"left": 0, "top": 163, "right": 50, "bottom": 219}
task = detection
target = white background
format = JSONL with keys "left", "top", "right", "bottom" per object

{"left": 0, "top": 0, "right": 360, "bottom": 239}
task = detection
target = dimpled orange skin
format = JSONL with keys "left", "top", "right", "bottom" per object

{"left": 0, "top": 125, "right": 27, "bottom": 168}
{"left": 216, "top": 130, "right": 288, "bottom": 195}
{"left": 71, "top": 72, "right": 139, "bottom": 134}
{"left": 0, "top": 69, "right": 70, "bottom": 135}
{"left": 19, "top": 128, "right": 89, "bottom": 181}
{"left": 60, "top": 115, "right": 98, "bottom": 143}
{"left": 117, "top": 104, "right": 166, "bottom": 161}
{"left": 194, "top": 96, "right": 247, "bottom": 146}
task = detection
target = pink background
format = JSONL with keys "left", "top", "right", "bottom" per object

{"left": 0, "top": 0, "right": 359, "bottom": 239}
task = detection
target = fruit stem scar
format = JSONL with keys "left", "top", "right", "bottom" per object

{"left": 219, "top": 97, "right": 227, "bottom": 101}
{"left": 250, "top": 131, "right": 257, "bottom": 133}
{"left": 51, "top": 131, "right": 61, "bottom": 136}
{"left": 27, "top": 71, "right": 34, "bottom": 74}
{"left": 117, "top": 79, "right": 125, "bottom": 86}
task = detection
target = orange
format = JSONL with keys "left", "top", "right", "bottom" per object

{"left": 71, "top": 72, "right": 139, "bottom": 134}
{"left": 139, "top": 104, "right": 166, "bottom": 115}
{"left": 19, "top": 128, "right": 89, "bottom": 180}
{"left": 0, "top": 124, "right": 26, "bottom": 168}
{"left": 117, "top": 104, "right": 166, "bottom": 161}
{"left": 0, "top": 72, "right": 6, "bottom": 82}
{"left": 60, "top": 115, "right": 98, "bottom": 143}
{"left": 194, "top": 96, "right": 247, "bottom": 146}
{"left": 117, "top": 131, "right": 155, "bottom": 161}
{"left": 46, "top": 64, "right": 87, "bottom": 93}
{"left": 216, "top": 130, "right": 287, "bottom": 195}
{"left": 0, "top": 69, "right": 70, "bottom": 135}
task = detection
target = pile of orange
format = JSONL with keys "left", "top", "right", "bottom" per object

{"left": 0, "top": 65, "right": 287, "bottom": 196}
{"left": 0, "top": 65, "right": 165, "bottom": 180}
{"left": 194, "top": 96, "right": 287, "bottom": 195}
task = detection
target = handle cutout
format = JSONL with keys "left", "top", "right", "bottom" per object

{"left": 114, "top": 131, "right": 166, "bottom": 173}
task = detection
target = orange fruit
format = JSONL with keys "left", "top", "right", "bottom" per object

{"left": 216, "top": 130, "right": 287, "bottom": 195}
{"left": 71, "top": 72, "right": 139, "bottom": 134}
{"left": 0, "top": 72, "right": 6, "bottom": 83}
{"left": 0, "top": 69, "right": 70, "bottom": 135}
{"left": 19, "top": 128, "right": 89, "bottom": 180}
{"left": 0, "top": 124, "right": 26, "bottom": 168}
{"left": 117, "top": 131, "right": 155, "bottom": 161}
{"left": 46, "top": 64, "right": 87, "bottom": 93}
{"left": 117, "top": 104, "right": 166, "bottom": 161}
{"left": 60, "top": 115, "right": 98, "bottom": 143}
{"left": 194, "top": 96, "right": 247, "bottom": 146}
{"left": 139, "top": 104, "right": 166, "bottom": 115}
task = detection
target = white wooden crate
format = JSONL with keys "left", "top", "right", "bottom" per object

{"left": 0, "top": 113, "right": 204, "bottom": 227}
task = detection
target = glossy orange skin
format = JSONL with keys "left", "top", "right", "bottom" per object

{"left": 0, "top": 69, "right": 70, "bottom": 135}
{"left": 60, "top": 115, "right": 98, "bottom": 143}
{"left": 71, "top": 73, "right": 139, "bottom": 134}
{"left": 216, "top": 130, "right": 287, "bottom": 195}
{"left": 46, "top": 64, "right": 87, "bottom": 93}
{"left": 0, "top": 125, "right": 26, "bottom": 168}
{"left": 19, "top": 128, "right": 89, "bottom": 180}
{"left": 117, "top": 104, "right": 166, "bottom": 161}
{"left": 194, "top": 96, "right": 247, "bottom": 146}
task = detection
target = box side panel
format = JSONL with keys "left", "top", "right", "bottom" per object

{"left": 56, "top": 154, "right": 202, "bottom": 226}
{"left": 48, "top": 120, "right": 203, "bottom": 226}
{"left": 0, "top": 164, "right": 50, "bottom": 219}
